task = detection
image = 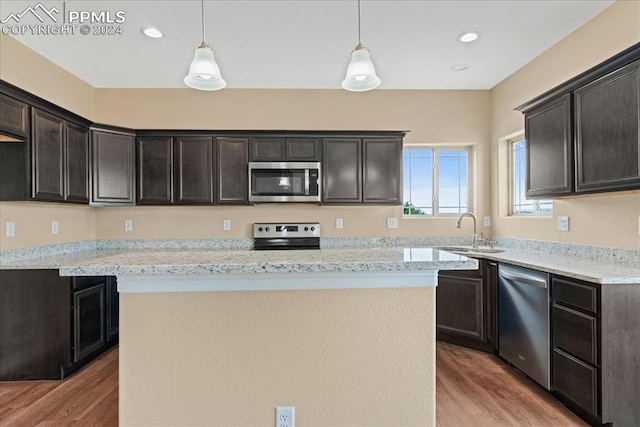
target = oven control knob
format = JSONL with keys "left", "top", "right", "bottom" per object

{"left": 265, "top": 227, "right": 270, "bottom": 232}
{"left": 258, "top": 227, "right": 263, "bottom": 232}
{"left": 304, "top": 227, "right": 309, "bottom": 231}
{"left": 310, "top": 227, "right": 315, "bottom": 232}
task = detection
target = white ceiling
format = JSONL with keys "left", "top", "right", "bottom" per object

{"left": 1, "top": 0, "right": 615, "bottom": 89}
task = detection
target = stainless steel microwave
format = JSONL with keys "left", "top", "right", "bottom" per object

{"left": 248, "top": 162, "right": 321, "bottom": 203}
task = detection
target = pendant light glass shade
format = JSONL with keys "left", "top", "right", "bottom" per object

{"left": 184, "top": 42, "right": 226, "bottom": 90}
{"left": 341, "top": 43, "right": 381, "bottom": 91}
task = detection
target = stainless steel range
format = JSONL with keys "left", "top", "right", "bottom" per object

{"left": 253, "top": 222, "right": 320, "bottom": 250}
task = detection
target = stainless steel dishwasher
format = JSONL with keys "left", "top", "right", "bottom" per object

{"left": 498, "top": 264, "right": 551, "bottom": 390}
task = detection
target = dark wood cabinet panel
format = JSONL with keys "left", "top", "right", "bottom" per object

{"left": 0, "top": 94, "right": 29, "bottom": 137}
{"left": 286, "top": 138, "right": 320, "bottom": 161}
{"left": 552, "top": 277, "right": 598, "bottom": 313}
{"left": 437, "top": 274, "right": 484, "bottom": 341}
{"left": 216, "top": 137, "right": 248, "bottom": 204}
{"left": 322, "top": 138, "right": 362, "bottom": 203}
{"left": 64, "top": 122, "right": 89, "bottom": 203}
{"left": 553, "top": 304, "right": 598, "bottom": 365}
{"left": 485, "top": 261, "right": 498, "bottom": 350}
{"left": 106, "top": 277, "right": 119, "bottom": 343}
{"left": 91, "top": 128, "right": 135, "bottom": 204}
{"left": 524, "top": 93, "right": 573, "bottom": 197}
{"left": 174, "top": 136, "right": 214, "bottom": 204}
{"left": 137, "top": 136, "right": 173, "bottom": 205}
{"left": 0, "top": 141, "right": 27, "bottom": 201}
{"left": 32, "top": 108, "right": 64, "bottom": 201}
{"left": 363, "top": 138, "right": 402, "bottom": 203}
{"left": 553, "top": 348, "right": 599, "bottom": 417}
{"left": 73, "top": 283, "right": 106, "bottom": 363}
{"left": 249, "top": 137, "right": 285, "bottom": 161}
{"left": 575, "top": 59, "right": 640, "bottom": 193}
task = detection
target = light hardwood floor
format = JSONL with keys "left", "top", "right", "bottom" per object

{"left": 0, "top": 343, "right": 586, "bottom": 426}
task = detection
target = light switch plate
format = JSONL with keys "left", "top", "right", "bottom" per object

{"left": 51, "top": 221, "right": 59, "bottom": 235}
{"left": 6, "top": 222, "right": 15, "bottom": 237}
{"left": 557, "top": 216, "right": 569, "bottom": 232}
{"left": 336, "top": 217, "right": 344, "bottom": 229}
{"left": 124, "top": 220, "right": 133, "bottom": 232}
{"left": 483, "top": 216, "right": 491, "bottom": 227}
{"left": 387, "top": 217, "right": 398, "bottom": 229}
{"left": 223, "top": 219, "right": 231, "bottom": 231}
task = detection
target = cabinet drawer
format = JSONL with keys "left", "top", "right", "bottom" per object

{"left": 552, "top": 277, "right": 598, "bottom": 313}
{"left": 553, "top": 348, "right": 598, "bottom": 417}
{"left": 553, "top": 304, "right": 598, "bottom": 365}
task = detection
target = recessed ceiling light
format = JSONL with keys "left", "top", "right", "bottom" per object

{"left": 458, "top": 32, "right": 480, "bottom": 43}
{"left": 451, "top": 64, "right": 469, "bottom": 71}
{"left": 142, "top": 27, "right": 163, "bottom": 39}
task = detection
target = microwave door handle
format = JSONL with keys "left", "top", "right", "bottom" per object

{"left": 305, "top": 169, "right": 310, "bottom": 195}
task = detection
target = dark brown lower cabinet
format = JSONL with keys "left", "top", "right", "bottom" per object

{"left": 551, "top": 275, "right": 640, "bottom": 427}
{"left": 485, "top": 261, "right": 498, "bottom": 349}
{"left": 437, "top": 259, "right": 496, "bottom": 353}
{"left": 0, "top": 270, "right": 118, "bottom": 380}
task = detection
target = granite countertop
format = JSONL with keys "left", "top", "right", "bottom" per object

{"left": 442, "top": 246, "right": 640, "bottom": 285}
{"left": 0, "top": 247, "right": 478, "bottom": 276}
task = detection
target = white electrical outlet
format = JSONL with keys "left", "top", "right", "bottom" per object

{"left": 387, "top": 217, "right": 398, "bottom": 229}
{"left": 124, "top": 220, "right": 133, "bottom": 232}
{"left": 6, "top": 222, "right": 15, "bottom": 237}
{"left": 51, "top": 221, "right": 59, "bottom": 235}
{"left": 557, "top": 216, "right": 570, "bottom": 232}
{"left": 336, "top": 217, "right": 344, "bottom": 229}
{"left": 223, "top": 219, "right": 231, "bottom": 231}
{"left": 276, "top": 407, "right": 295, "bottom": 427}
{"left": 638, "top": 217, "right": 640, "bottom": 235}
{"left": 483, "top": 216, "right": 491, "bottom": 227}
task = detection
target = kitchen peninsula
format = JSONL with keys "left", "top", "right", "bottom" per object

{"left": 50, "top": 246, "right": 476, "bottom": 426}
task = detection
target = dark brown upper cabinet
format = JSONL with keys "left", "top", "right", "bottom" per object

{"left": 249, "top": 137, "right": 320, "bottom": 161}
{"left": 90, "top": 127, "right": 135, "bottom": 205}
{"left": 32, "top": 108, "right": 88, "bottom": 203}
{"left": 322, "top": 138, "right": 362, "bottom": 203}
{"left": 524, "top": 94, "right": 573, "bottom": 198}
{"left": 216, "top": 137, "right": 248, "bottom": 204}
{"left": 174, "top": 136, "right": 214, "bottom": 204}
{"left": 137, "top": 136, "right": 173, "bottom": 205}
{"left": 363, "top": 138, "right": 402, "bottom": 203}
{"left": 0, "top": 94, "right": 29, "bottom": 138}
{"left": 517, "top": 43, "right": 640, "bottom": 198}
{"left": 575, "top": 59, "right": 640, "bottom": 193}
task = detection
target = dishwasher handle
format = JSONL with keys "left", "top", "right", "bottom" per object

{"left": 499, "top": 267, "right": 548, "bottom": 289}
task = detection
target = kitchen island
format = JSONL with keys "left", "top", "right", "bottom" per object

{"left": 54, "top": 247, "right": 476, "bottom": 426}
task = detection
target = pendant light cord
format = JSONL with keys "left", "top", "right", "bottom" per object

{"left": 201, "top": 0, "right": 206, "bottom": 43}
{"left": 357, "top": 0, "right": 362, "bottom": 45}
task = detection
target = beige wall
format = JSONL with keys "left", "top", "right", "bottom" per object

{"left": 490, "top": 0, "right": 640, "bottom": 249}
{"left": 120, "top": 288, "right": 436, "bottom": 426}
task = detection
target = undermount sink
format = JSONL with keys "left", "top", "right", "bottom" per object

{"left": 435, "top": 246, "right": 505, "bottom": 254}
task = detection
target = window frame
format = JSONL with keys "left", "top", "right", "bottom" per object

{"left": 509, "top": 136, "right": 553, "bottom": 216}
{"left": 402, "top": 145, "right": 472, "bottom": 218}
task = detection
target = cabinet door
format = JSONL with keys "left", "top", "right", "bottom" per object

{"left": 436, "top": 274, "right": 485, "bottom": 342}
{"left": 216, "top": 137, "right": 248, "bottom": 204}
{"left": 524, "top": 93, "right": 573, "bottom": 197}
{"left": 64, "top": 122, "right": 89, "bottom": 203}
{"left": 249, "top": 137, "right": 285, "bottom": 161}
{"left": 322, "top": 138, "right": 362, "bottom": 203}
{"left": 32, "top": 108, "right": 64, "bottom": 201}
{"left": 91, "top": 129, "right": 135, "bottom": 204}
{"left": 485, "top": 261, "right": 498, "bottom": 350}
{"left": 285, "top": 138, "right": 320, "bottom": 161}
{"left": 575, "top": 60, "right": 640, "bottom": 193}
{"left": 137, "top": 136, "right": 173, "bottom": 205}
{"left": 363, "top": 138, "right": 402, "bottom": 203}
{"left": 174, "top": 136, "right": 214, "bottom": 204}
{"left": 73, "top": 282, "right": 106, "bottom": 363}
{"left": 0, "top": 94, "right": 29, "bottom": 137}
{"left": 106, "top": 277, "right": 119, "bottom": 343}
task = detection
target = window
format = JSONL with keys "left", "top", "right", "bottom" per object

{"left": 403, "top": 148, "right": 469, "bottom": 216}
{"left": 511, "top": 138, "right": 552, "bottom": 215}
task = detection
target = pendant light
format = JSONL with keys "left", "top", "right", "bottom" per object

{"left": 341, "top": 0, "right": 381, "bottom": 92}
{"left": 184, "top": 0, "right": 226, "bottom": 91}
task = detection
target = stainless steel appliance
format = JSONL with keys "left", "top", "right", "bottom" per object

{"left": 253, "top": 222, "right": 320, "bottom": 250}
{"left": 249, "top": 162, "right": 321, "bottom": 203}
{"left": 498, "top": 264, "right": 551, "bottom": 390}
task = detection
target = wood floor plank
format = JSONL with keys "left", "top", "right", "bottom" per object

{"left": 1, "top": 343, "right": 587, "bottom": 426}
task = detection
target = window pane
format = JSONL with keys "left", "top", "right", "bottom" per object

{"left": 403, "top": 150, "right": 432, "bottom": 215}
{"left": 437, "top": 150, "right": 468, "bottom": 214}
{"left": 511, "top": 139, "right": 552, "bottom": 215}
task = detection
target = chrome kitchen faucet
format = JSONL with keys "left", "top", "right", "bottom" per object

{"left": 456, "top": 212, "right": 478, "bottom": 248}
